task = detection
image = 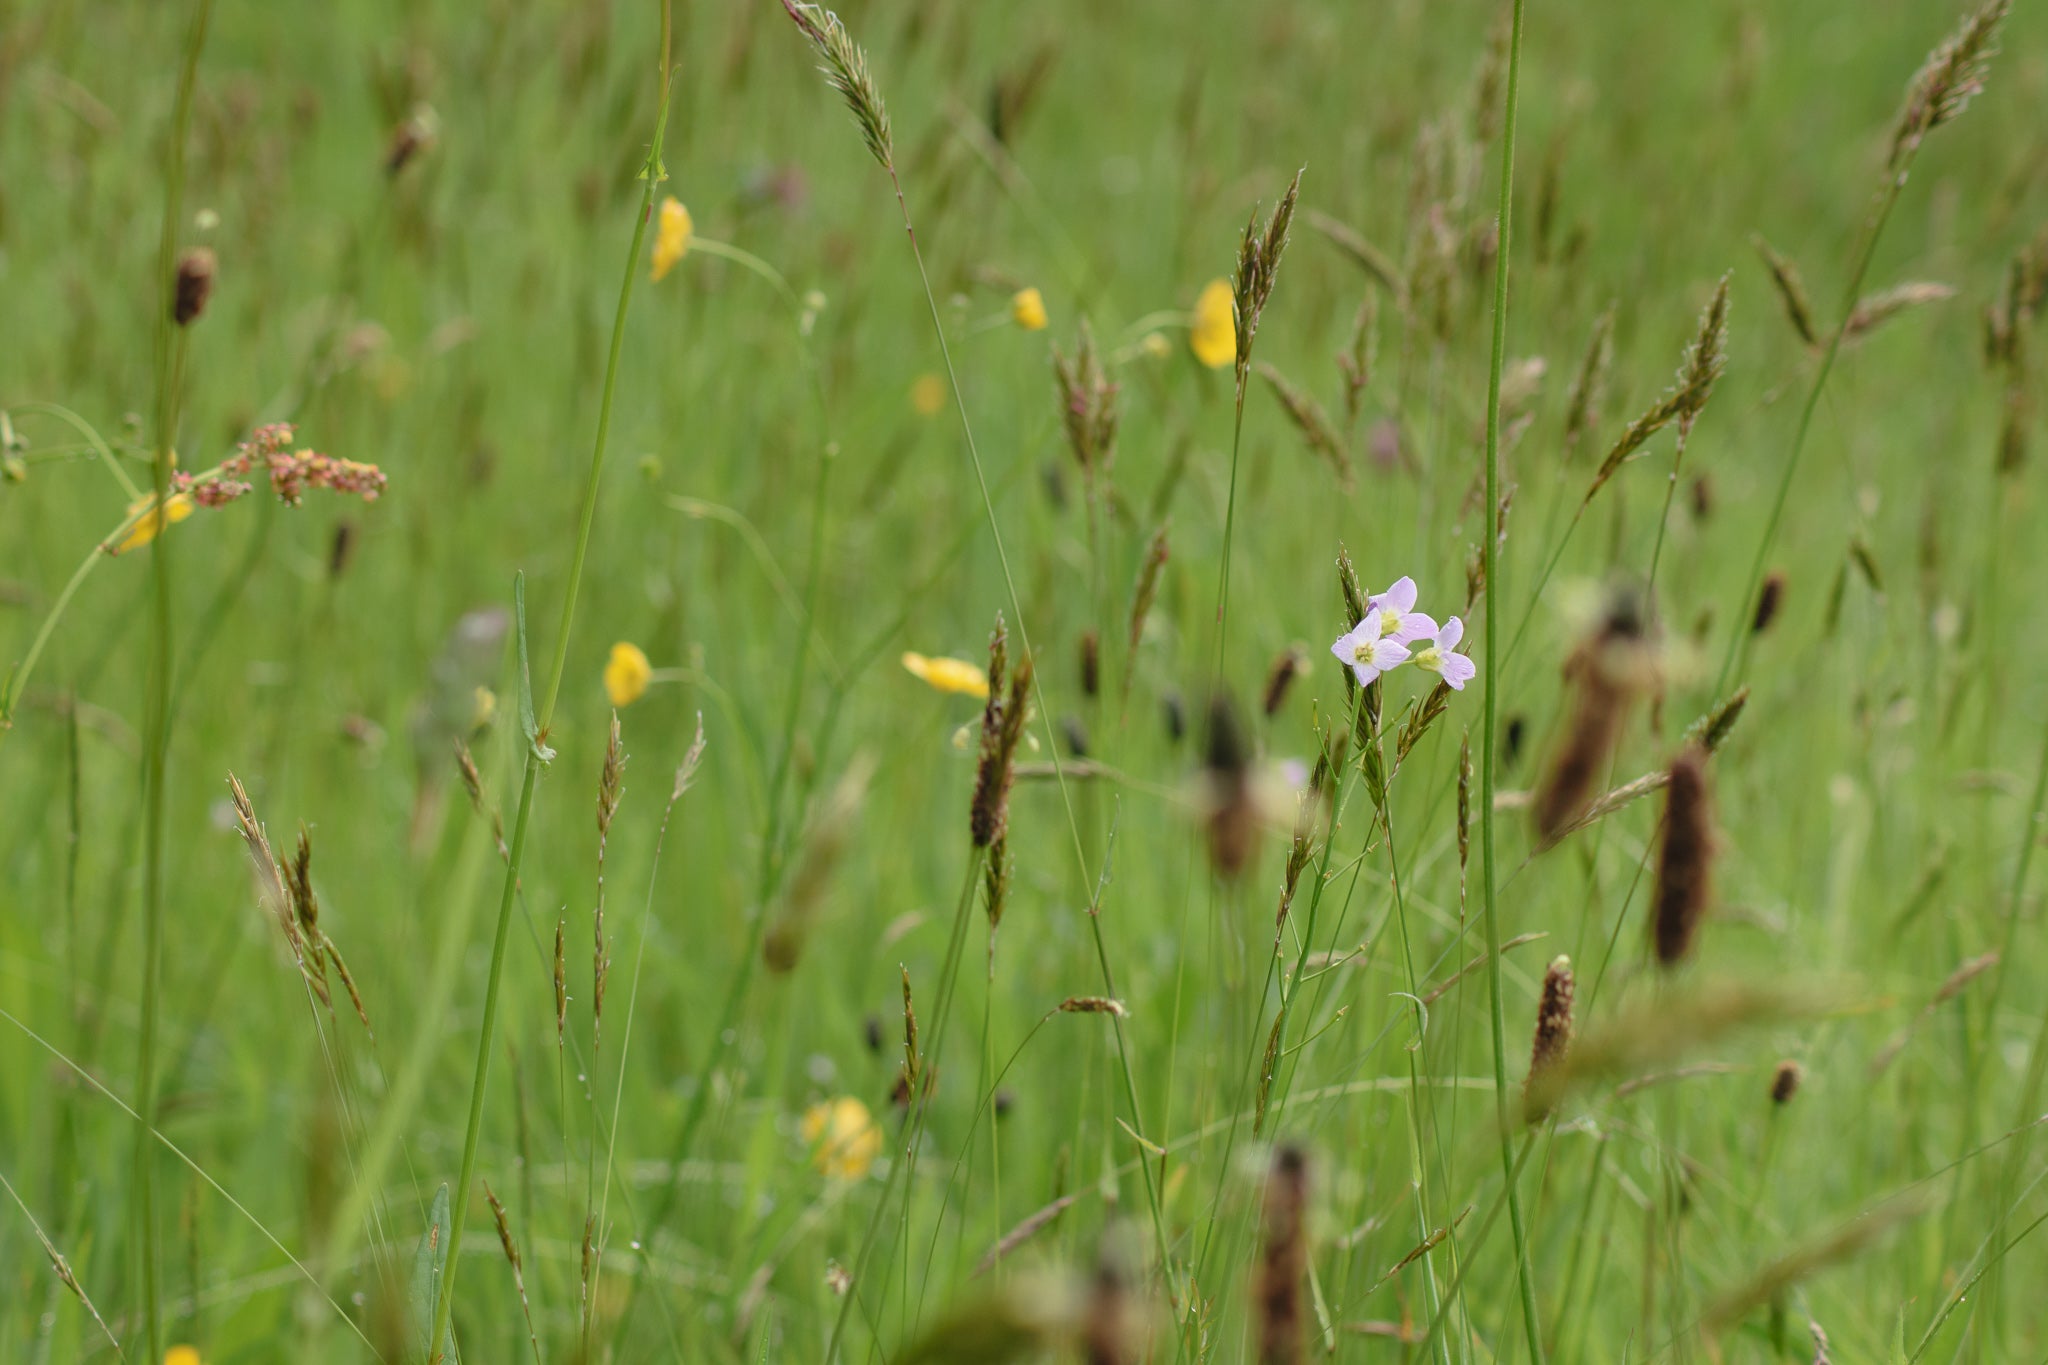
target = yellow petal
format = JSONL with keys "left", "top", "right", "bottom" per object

{"left": 1010, "top": 286, "right": 1048, "bottom": 332}
{"left": 114, "top": 492, "right": 195, "bottom": 555}
{"left": 1190, "top": 278, "right": 1236, "bottom": 368}
{"left": 804, "top": 1097, "right": 881, "bottom": 1180}
{"left": 909, "top": 373, "right": 946, "bottom": 416}
{"left": 902, "top": 651, "right": 989, "bottom": 698}
{"left": 651, "top": 197, "right": 693, "bottom": 282}
{"left": 166, "top": 1348, "right": 203, "bottom": 1365}
{"left": 604, "top": 642, "right": 653, "bottom": 707}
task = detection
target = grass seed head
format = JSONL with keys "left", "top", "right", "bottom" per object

{"left": 782, "top": 1, "right": 893, "bottom": 171}
{"left": 1652, "top": 746, "right": 1716, "bottom": 968}
{"left": 173, "top": 247, "right": 216, "bottom": 326}
{"left": 1255, "top": 1144, "right": 1310, "bottom": 1365}
{"left": 1524, "top": 955, "right": 1576, "bottom": 1123}
{"left": 1770, "top": 1058, "right": 1803, "bottom": 1104}
{"left": 1889, "top": 0, "right": 2009, "bottom": 173}
{"left": 1752, "top": 235, "right": 1820, "bottom": 348}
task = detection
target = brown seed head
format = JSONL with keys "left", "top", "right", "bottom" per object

{"left": 1754, "top": 571, "right": 1787, "bottom": 634}
{"left": 1524, "top": 955, "right": 1576, "bottom": 1123}
{"left": 1890, "top": 0, "right": 2009, "bottom": 173}
{"left": 173, "top": 247, "right": 216, "bottom": 326}
{"left": 1254, "top": 1144, "right": 1310, "bottom": 1365}
{"left": 1262, "top": 646, "right": 1306, "bottom": 717}
{"left": 1651, "top": 746, "right": 1716, "bottom": 968}
{"left": 1770, "top": 1058, "right": 1803, "bottom": 1104}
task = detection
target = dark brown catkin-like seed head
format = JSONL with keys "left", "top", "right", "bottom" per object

{"left": 1255, "top": 1144, "right": 1309, "bottom": 1365}
{"left": 1754, "top": 571, "right": 1786, "bottom": 634}
{"left": 1771, "top": 1059, "right": 1803, "bottom": 1104}
{"left": 1524, "top": 955, "right": 1575, "bottom": 1122}
{"left": 1203, "top": 693, "right": 1257, "bottom": 881}
{"left": 1079, "top": 630, "right": 1100, "bottom": 698}
{"left": 1652, "top": 747, "right": 1715, "bottom": 967}
{"left": 1262, "top": 647, "right": 1305, "bottom": 717}
{"left": 173, "top": 247, "right": 216, "bottom": 326}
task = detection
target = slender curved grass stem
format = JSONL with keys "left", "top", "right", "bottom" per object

{"left": 427, "top": 19, "right": 673, "bottom": 1358}
{"left": 1478, "top": 1, "right": 1544, "bottom": 1360}
{"left": 135, "top": 4, "right": 213, "bottom": 1359}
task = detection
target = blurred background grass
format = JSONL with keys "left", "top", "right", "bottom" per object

{"left": 3, "top": 0, "right": 2046, "bottom": 1359}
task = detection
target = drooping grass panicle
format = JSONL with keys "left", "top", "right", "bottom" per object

{"left": 1257, "top": 362, "right": 1354, "bottom": 490}
{"left": 1888, "top": 0, "right": 2010, "bottom": 174}
{"left": 1053, "top": 321, "right": 1120, "bottom": 482}
{"left": 1582, "top": 274, "right": 1731, "bottom": 507}
{"left": 484, "top": 1180, "right": 542, "bottom": 1365}
{"left": 1560, "top": 303, "right": 1616, "bottom": 461}
{"left": 1307, "top": 210, "right": 1406, "bottom": 303}
{"left": 1523, "top": 954, "right": 1575, "bottom": 1122}
{"left": 781, "top": 1, "right": 893, "bottom": 171}
{"left": 763, "top": 754, "right": 875, "bottom": 970}
{"left": 1338, "top": 293, "right": 1379, "bottom": 424}
{"left": 1122, "top": 523, "right": 1170, "bottom": 702}
{"left": 1254, "top": 1143, "right": 1310, "bottom": 1365}
{"left": 1752, "top": 234, "right": 1821, "bottom": 348}
{"left": 1842, "top": 280, "right": 1956, "bottom": 343}
{"left": 1651, "top": 745, "right": 1716, "bottom": 968}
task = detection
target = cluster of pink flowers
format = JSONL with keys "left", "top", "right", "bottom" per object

{"left": 179, "top": 422, "right": 388, "bottom": 508}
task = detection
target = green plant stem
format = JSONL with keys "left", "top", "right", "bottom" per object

{"left": 427, "top": 28, "right": 673, "bottom": 1360}
{"left": 1479, "top": 1, "right": 1543, "bottom": 1361}
{"left": 1712, "top": 174, "right": 1907, "bottom": 697}
{"left": 134, "top": 3, "right": 212, "bottom": 1357}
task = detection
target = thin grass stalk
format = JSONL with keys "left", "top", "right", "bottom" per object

{"left": 134, "top": 5, "right": 213, "bottom": 1359}
{"left": 427, "top": 17, "right": 674, "bottom": 1358}
{"left": 1479, "top": 1, "right": 1544, "bottom": 1359}
{"left": 609, "top": 161, "right": 842, "bottom": 1363}
{"left": 1713, "top": 171, "right": 1929, "bottom": 694}
{"left": 1974, "top": 715, "right": 2048, "bottom": 1349}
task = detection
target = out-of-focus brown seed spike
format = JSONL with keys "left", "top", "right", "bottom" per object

{"left": 1255, "top": 1144, "right": 1309, "bottom": 1365}
{"left": 1079, "top": 630, "right": 1100, "bottom": 698}
{"left": 1770, "top": 1059, "right": 1803, "bottom": 1104}
{"left": 1524, "top": 955, "right": 1575, "bottom": 1123}
{"left": 1651, "top": 746, "right": 1716, "bottom": 968}
{"left": 1754, "top": 570, "right": 1787, "bottom": 634}
{"left": 173, "top": 247, "right": 216, "bottom": 326}
{"left": 1262, "top": 646, "right": 1306, "bottom": 717}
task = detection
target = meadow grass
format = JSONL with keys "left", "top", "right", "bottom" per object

{"left": 3, "top": 0, "right": 2048, "bottom": 1361}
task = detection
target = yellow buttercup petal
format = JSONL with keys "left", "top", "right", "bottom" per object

{"left": 651, "top": 197, "right": 693, "bottom": 282}
{"left": 1010, "top": 286, "right": 1048, "bottom": 332}
{"left": 165, "top": 1348, "right": 203, "bottom": 1365}
{"left": 902, "top": 651, "right": 989, "bottom": 698}
{"left": 802, "top": 1097, "right": 881, "bottom": 1180}
{"left": 115, "top": 492, "right": 195, "bottom": 555}
{"left": 910, "top": 373, "right": 946, "bottom": 416}
{"left": 604, "top": 642, "right": 653, "bottom": 707}
{"left": 1190, "top": 278, "right": 1236, "bottom": 368}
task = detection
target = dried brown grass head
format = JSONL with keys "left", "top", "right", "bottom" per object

{"left": 1651, "top": 745, "right": 1716, "bottom": 968}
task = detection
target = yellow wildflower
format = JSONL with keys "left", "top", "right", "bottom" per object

{"left": 166, "top": 1349, "right": 202, "bottom": 1365}
{"left": 1190, "top": 278, "right": 1236, "bottom": 368}
{"left": 902, "top": 651, "right": 989, "bottom": 698}
{"left": 1010, "top": 286, "right": 1048, "bottom": 332}
{"left": 1141, "top": 331, "right": 1172, "bottom": 360}
{"left": 802, "top": 1097, "right": 882, "bottom": 1180}
{"left": 604, "top": 642, "right": 653, "bottom": 707}
{"left": 469, "top": 686, "right": 497, "bottom": 731}
{"left": 650, "top": 197, "right": 693, "bottom": 282}
{"left": 115, "top": 492, "right": 195, "bottom": 555}
{"left": 910, "top": 373, "right": 946, "bottom": 416}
